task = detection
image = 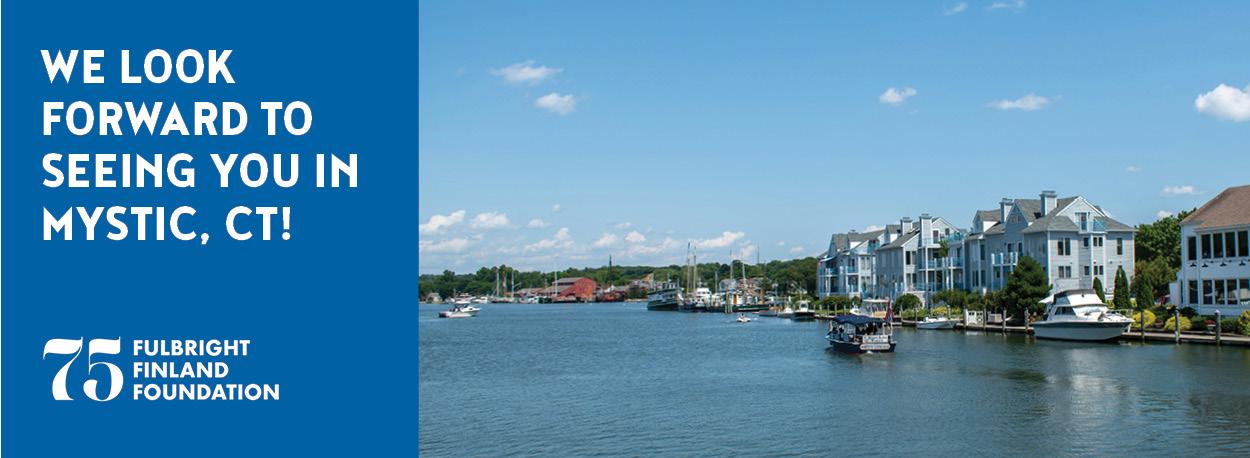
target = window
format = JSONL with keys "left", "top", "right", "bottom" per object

{"left": 1084, "top": 237, "right": 1090, "bottom": 248}
{"left": 905, "top": 251, "right": 913, "bottom": 265}
{"left": 1188, "top": 236, "right": 1197, "bottom": 261}
{"left": 1227, "top": 280, "right": 1238, "bottom": 306}
{"left": 1241, "top": 231, "right": 1249, "bottom": 257}
{"left": 933, "top": 230, "right": 939, "bottom": 240}
{"left": 1083, "top": 266, "right": 1090, "bottom": 276}
{"left": 979, "top": 245, "right": 985, "bottom": 260}
{"left": 1116, "top": 238, "right": 1124, "bottom": 256}
{"left": 1214, "top": 233, "right": 1224, "bottom": 258}
{"left": 1241, "top": 279, "right": 1250, "bottom": 304}
{"left": 1215, "top": 280, "right": 1225, "bottom": 304}
{"left": 1227, "top": 232, "right": 1238, "bottom": 259}
{"left": 1079, "top": 213, "right": 1088, "bottom": 231}
{"left": 1189, "top": 280, "right": 1198, "bottom": 305}
{"left": 1017, "top": 242, "right": 1023, "bottom": 253}
{"left": 1202, "top": 234, "right": 1212, "bottom": 258}
{"left": 1203, "top": 280, "right": 1214, "bottom": 304}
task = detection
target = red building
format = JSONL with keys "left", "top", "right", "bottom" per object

{"left": 548, "top": 277, "right": 597, "bottom": 302}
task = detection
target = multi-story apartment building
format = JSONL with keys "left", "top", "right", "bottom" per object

{"left": 816, "top": 227, "right": 892, "bottom": 299}
{"left": 873, "top": 214, "right": 963, "bottom": 302}
{"left": 961, "top": 190, "right": 1135, "bottom": 297}
{"left": 1171, "top": 185, "right": 1250, "bottom": 315}
{"left": 817, "top": 190, "right": 1136, "bottom": 305}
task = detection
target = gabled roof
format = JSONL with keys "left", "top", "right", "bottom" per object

{"left": 877, "top": 230, "right": 918, "bottom": 250}
{"left": 1181, "top": 184, "right": 1250, "bottom": 230}
{"left": 1097, "top": 216, "right": 1135, "bottom": 232}
{"left": 975, "top": 209, "right": 1001, "bottom": 223}
{"left": 1021, "top": 213, "right": 1079, "bottom": 233}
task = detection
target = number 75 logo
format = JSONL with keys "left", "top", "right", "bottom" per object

{"left": 43, "top": 338, "right": 123, "bottom": 401}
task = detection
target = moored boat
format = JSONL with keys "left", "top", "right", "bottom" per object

{"left": 791, "top": 303, "right": 816, "bottom": 321}
{"left": 916, "top": 316, "right": 956, "bottom": 330}
{"left": 647, "top": 282, "right": 682, "bottom": 311}
{"left": 1032, "top": 289, "right": 1132, "bottom": 341}
{"left": 826, "top": 315, "right": 896, "bottom": 353}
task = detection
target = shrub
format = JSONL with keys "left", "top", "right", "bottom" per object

{"left": 1164, "top": 316, "right": 1191, "bottom": 332}
{"left": 1221, "top": 318, "right": 1240, "bottom": 334}
{"left": 1180, "top": 307, "right": 1198, "bottom": 318}
{"left": 1240, "top": 311, "right": 1250, "bottom": 336}
{"left": 930, "top": 306, "right": 962, "bottom": 318}
{"left": 1191, "top": 317, "right": 1212, "bottom": 332}
{"left": 1130, "top": 310, "right": 1156, "bottom": 330}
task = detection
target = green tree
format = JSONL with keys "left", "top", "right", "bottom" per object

{"left": 1112, "top": 266, "right": 1131, "bottom": 310}
{"left": 1092, "top": 276, "right": 1106, "bottom": 303}
{"left": 1135, "top": 209, "right": 1195, "bottom": 268}
{"left": 1135, "top": 271, "right": 1155, "bottom": 310}
{"left": 1133, "top": 257, "right": 1175, "bottom": 299}
{"left": 1002, "top": 256, "right": 1050, "bottom": 321}
{"left": 895, "top": 293, "right": 921, "bottom": 312}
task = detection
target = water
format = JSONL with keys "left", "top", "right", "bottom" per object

{"left": 420, "top": 302, "right": 1250, "bottom": 457}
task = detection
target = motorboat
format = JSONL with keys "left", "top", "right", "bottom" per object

{"left": 451, "top": 294, "right": 473, "bottom": 306}
{"left": 826, "top": 314, "right": 896, "bottom": 353}
{"left": 791, "top": 302, "right": 816, "bottom": 321}
{"left": 916, "top": 316, "right": 956, "bottom": 330}
{"left": 777, "top": 307, "right": 796, "bottom": 319}
{"left": 736, "top": 314, "right": 752, "bottom": 323}
{"left": 438, "top": 304, "right": 480, "bottom": 318}
{"left": 757, "top": 308, "right": 780, "bottom": 317}
{"left": 1032, "top": 289, "right": 1132, "bottom": 341}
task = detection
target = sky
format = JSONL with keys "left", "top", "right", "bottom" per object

{"left": 418, "top": 1, "right": 1250, "bottom": 275}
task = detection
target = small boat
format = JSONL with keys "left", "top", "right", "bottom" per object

{"left": 757, "top": 308, "right": 780, "bottom": 317}
{"left": 777, "top": 307, "right": 796, "bottom": 319}
{"left": 1032, "top": 289, "right": 1133, "bottom": 341}
{"left": 736, "top": 314, "right": 752, "bottom": 323}
{"left": 438, "top": 304, "right": 480, "bottom": 318}
{"left": 826, "top": 314, "right": 896, "bottom": 353}
{"left": 791, "top": 302, "right": 816, "bottom": 321}
{"left": 916, "top": 316, "right": 956, "bottom": 330}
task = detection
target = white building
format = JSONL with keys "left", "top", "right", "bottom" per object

{"left": 1171, "top": 184, "right": 1250, "bottom": 315}
{"left": 873, "top": 214, "right": 963, "bottom": 303}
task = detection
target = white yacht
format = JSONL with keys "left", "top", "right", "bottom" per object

{"left": 916, "top": 316, "right": 956, "bottom": 330}
{"left": 1032, "top": 289, "right": 1132, "bottom": 341}
{"left": 439, "top": 304, "right": 480, "bottom": 318}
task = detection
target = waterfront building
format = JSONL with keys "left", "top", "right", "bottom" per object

{"left": 816, "top": 227, "right": 892, "bottom": 299}
{"left": 873, "top": 214, "right": 964, "bottom": 303}
{"left": 960, "top": 190, "right": 1136, "bottom": 297}
{"left": 1171, "top": 184, "right": 1250, "bottom": 315}
{"left": 541, "top": 277, "right": 598, "bottom": 301}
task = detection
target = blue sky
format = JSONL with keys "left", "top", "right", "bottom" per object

{"left": 419, "top": 1, "right": 1250, "bottom": 274}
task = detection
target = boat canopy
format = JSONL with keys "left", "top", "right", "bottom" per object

{"left": 832, "top": 314, "right": 884, "bottom": 325}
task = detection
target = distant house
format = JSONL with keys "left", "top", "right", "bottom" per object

{"left": 1172, "top": 184, "right": 1250, "bottom": 314}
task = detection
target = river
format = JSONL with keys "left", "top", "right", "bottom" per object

{"left": 419, "top": 302, "right": 1250, "bottom": 456}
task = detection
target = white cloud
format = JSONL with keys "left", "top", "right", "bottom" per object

{"left": 419, "top": 210, "right": 466, "bottom": 235}
{"left": 525, "top": 227, "right": 573, "bottom": 252}
{"left": 419, "top": 237, "right": 471, "bottom": 253}
{"left": 626, "top": 237, "right": 680, "bottom": 256}
{"left": 864, "top": 224, "right": 885, "bottom": 232}
{"left": 989, "top": 0, "right": 1026, "bottom": 10}
{"left": 988, "top": 93, "right": 1050, "bottom": 111}
{"left": 1162, "top": 185, "right": 1199, "bottom": 196}
{"left": 527, "top": 218, "right": 550, "bottom": 228}
{"left": 535, "top": 93, "right": 576, "bottom": 115}
{"left": 613, "top": 222, "right": 632, "bottom": 229}
{"left": 944, "top": 2, "right": 968, "bottom": 15}
{"left": 625, "top": 231, "right": 647, "bottom": 243}
{"left": 622, "top": 230, "right": 645, "bottom": 245}
{"left": 1126, "top": 165, "right": 1142, "bottom": 173}
{"left": 552, "top": 203, "right": 562, "bottom": 213}
{"left": 1195, "top": 84, "right": 1250, "bottom": 122}
{"left": 777, "top": 241, "right": 786, "bottom": 247}
{"left": 739, "top": 244, "right": 758, "bottom": 261}
{"left": 490, "top": 60, "right": 562, "bottom": 85}
{"left": 593, "top": 233, "right": 620, "bottom": 248}
{"left": 694, "top": 231, "right": 746, "bottom": 250}
{"left": 469, "top": 211, "right": 510, "bottom": 229}
{"left": 789, "top": 246, "right": 805, "bottom": 255}
{"left": 1156, "top": 210, "right": 1174, "bottom": 219}
{"left": 879, "top": 87, "right": 917, "bottom": 105}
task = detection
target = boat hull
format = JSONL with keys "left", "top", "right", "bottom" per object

{"left": 827, "top": 337, "right": 895, "bottom": 354}
{"left": 791, "top": 312, "right": 816, "bottom": 321}
{"left": 439, "top": 311, "right": 473, "bottom": 318}
{"left": 916, "top": 320, "right": 956, "bottom": 330}
{"left": 647, "top": 300, "right": 679, "bottom": 311}
{"left": 1032, "top": 321, "right": 1130, "bottom": 341}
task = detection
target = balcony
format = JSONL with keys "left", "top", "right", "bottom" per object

{"left": 839, "top": 265, "right": 859, "bottom": 275}
{"left": 1079, "top": 219, "right": 1107, "bottom": 233}
{"left": 921, "top": 258, "right": 963, "bottom": 269}
{"left": 991, "top": 252, "right": 1019, "bottom": 266}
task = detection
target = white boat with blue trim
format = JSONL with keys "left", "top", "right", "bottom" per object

{"left": 1032, "top": 289, "right": 1132, "bottom": 341}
